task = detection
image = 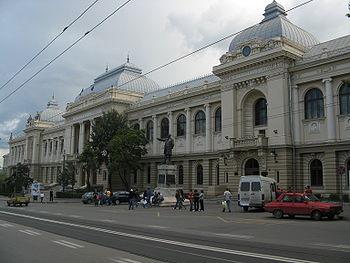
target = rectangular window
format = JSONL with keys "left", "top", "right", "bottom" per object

{"left": 240, "top": 182, "right": 250, "bottom": 191}
{"left": 251, "top": 182, "right": 261, "bottom": 191}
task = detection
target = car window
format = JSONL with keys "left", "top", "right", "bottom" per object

{"left": 282, "top": 195, "right": 294, "bottom": 202}
{"left": 251, "top": 182, "right": 261, "bottom": 191}
{"left": 240, "top": 182, "right": 250, "bottom": 191}
{"left": 295, "top": 196, "right": 304, "bottom": 203}
{"left": 305, "top": 195, "right": 319, "bottom": 202}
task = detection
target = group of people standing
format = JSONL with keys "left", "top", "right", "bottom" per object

{"left": 174, "top": 189, "right": 205, "bottom": 212}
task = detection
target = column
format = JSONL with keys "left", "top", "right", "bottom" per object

{"left": 32, "top": 136, "right": 37, "bottom": 164}
{"left": 24, "top": 138, "right": 29, "bottom": 161}
{"left": 70, "top": 125, "right": 75, "bottom": 154}
{"left": 168, "top": 111, "right": 173, "bottom": 136}
{"left": 89, "top": 119, "right": 94, "bottom": 142}
{"left": 79, "top": 122, "right": 85, "bottom": 154}
{"left": 185, "top": 108, "right": 191, "bottom": 153}
{"left": 292, "top": 85, "right": 301, "bottom": 144}
{"left": 323, "top": 78, "right": 336, "bottom": 141}
{"left": 138, "top": 118, "right": 143, "bottom": 130}
{"left": 205, "top": 104, "right": 212, "bottom": 152}
{"left": 152, "top": 115, "right": 158, "bottom": 155}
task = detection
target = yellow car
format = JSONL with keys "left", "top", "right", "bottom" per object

{"left": 7, "top": 194, "right": 30, "bottom": 207}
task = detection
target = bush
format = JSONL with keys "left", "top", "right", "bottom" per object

{"left": 55, "top": 191, "right": 83, "bottom": 198}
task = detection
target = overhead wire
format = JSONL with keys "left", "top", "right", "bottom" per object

{"left": 0, "top": 0, "right": 101, "bottom": 93}
{"left": 0, "top": 0, "right": 135, "bottom": 104}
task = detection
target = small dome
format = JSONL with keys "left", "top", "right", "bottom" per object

{"left": 228, "top": 1, "right": 319, "bottom": 52}
{"left": 75, "top": 59, "right": 160, "bottom": 101}
{"left": 40, "top": 96, "right": 64, "bottom": 123}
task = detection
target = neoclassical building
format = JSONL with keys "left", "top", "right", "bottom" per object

{"left": 4, "top": 2, "right": 350, "bottom": 197}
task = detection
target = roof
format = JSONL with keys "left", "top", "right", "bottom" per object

{"left": 39, "top": 96, "right": 64, "bottom": 123}
{"left": 140, "top": 74, "right": 220, "bottom": 102}
{"left": 75, "top": 60, "right": 160, "bottom": 102}
{"left": 228, "top": 1, "right": 319, "bottom": 52}
{"left": 300, "top": 34, "right": 350, "bottom": 62}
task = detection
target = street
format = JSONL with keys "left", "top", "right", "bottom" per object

{"left": 0, "top": 198, "right": 349, "bottom": 263}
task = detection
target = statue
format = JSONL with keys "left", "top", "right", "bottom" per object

{"left": 34, "top": 111, "right": 41, "bottom": 121}
{"left": 26, "top": 115, "right": 32, "bottom": 126}
{"left": 157, "top": 134, "right": 174, "bottom": 164}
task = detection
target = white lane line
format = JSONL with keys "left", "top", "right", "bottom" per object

{"left": 69, "top": 215, "right": 83, "bottom": 218}
{"left": 53, "top": 212, "right": 63, "bottom": 216}
{"left": 312, "top": 243, "right": 350, "bottom": 252}
{"left": 52, "top": 240, "right": 78, "bottom": 249}
{"left": 0, "top": 210, "right": 319, "bottom": 263}
{"left": 19, "top": 230, "right": 37, "bottom": 236}
{"left": 110, "top": 259, "right": 125, "bottom": 263}
{"left": 0, "top": 223, "right": 14, "bottom": 228}
{"left": 101, "top": 219, "right": 117, "bottom": 223}
{"left": 23, "top": 229, "right": 41, "bottom": 235}
{"left": 121, "top": 258, "right": 143, "bottom": 263}
{"left": 58, "top": 240, "right": 84, "bottom": 248}
{"left": 147, "top": 225, "right": 169, "bottom": 229}
{"left": 214, "top": 233, "right": 254, "bottom": 239}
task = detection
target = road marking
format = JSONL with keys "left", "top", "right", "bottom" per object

{"left": 69, "top": 215, "right": 83, "bottom": 218}
{"left": 147, "top": 225, "right": 169, "bottom": 229}
{"left": 110, "top": 259, "right": 141, "bottom": 263}
{"left": 57, "top": 240, "right": 84, "bottom": 248}
{"left": 19, "top": 230, "right": 40, "bottom": 236}
{"left": 52, "top": 240, "right": 78, "bottom": 249}
{"left": 0, "top": 223, "right": 14, "bottom": 228}
{"left": 214, "top": 233, "right": 254, "bottom": 239}
{"left": 53, "top": 212, "right": 63, "bottom": 216}
{"left": 312, "top": 243, "right": 350, "bottom": 252}
{"left": 0, "top": 210, "right": 319, "bottom": 263}
{"left": 121, "top": 258, "right": 143, "bottom": 263}
{"left": 101, "top": 219, "right": 117, "bottom": 223}
{"left": 23, "top": 229, "right": 41, "bottom": 235}
{"left": 217, "top": 216, "right": 230, "bottom": 223}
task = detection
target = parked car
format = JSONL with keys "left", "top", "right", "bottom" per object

{"left": 238, "top": 175, "right": 277, "bottom": 211}
{"left": 264, "top": 193, "right": 343, "bottom": 220}
{"left": 7, "top": 193, "right": 30, "bottom": 207}
{"left": 82, "top": 192, "right": 94, "bottom": 204}
{"left": 111, "top": 191, "right": 130, "bottom": 205}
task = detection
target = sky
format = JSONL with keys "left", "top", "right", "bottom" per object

{"left": 0, "top": 0, "right": 350, "bottom": 167}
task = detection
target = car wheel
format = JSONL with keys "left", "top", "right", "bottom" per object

{"left": 25, "top": 203, "right": 28, "bottom": 206}
{"left": 327, "top": 214, "right": 335, "bottom": 220}
{"left": 243, "top": 206, "right": 249, "bottom": 212}
{"left": 87, "top": 199, "right": 92, "bottom": 204}
{"left": 312, "top": 210, "right": 322, "bottom": 221}
{"left": 273, "top": 209, "right": 284, "bottom": 219}
{"left": 115, "top": 200, "right": 120, "bottom": 205}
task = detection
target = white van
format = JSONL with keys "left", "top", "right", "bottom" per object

{"left": 238, "top": 176, "right": 277, "bottom": 211}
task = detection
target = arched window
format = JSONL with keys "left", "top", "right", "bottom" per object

{"left": 310, "top": 159, "right": 323, "bottom": 186}
{"left": 196, "top": 164, "right": 203, "bottom": 185}
{"left": 216, "top": 163, "right": 220, "bottom": 185}
{"left": 146, "top": 121, "right": 153, "bottom": 141}
{"left": 305, "top": 88, "right": 324, "bottom": 119}
{"left": 215, "top": 107, "right": 222, "bottom": 132}
{"left": 255, "top": 98, "right": 267, "bottom": 126}
{"left": 339, "top": 82, "right": 350, "bottom": 115}
{"left": 195, "top": 111, "right": 206, "bottom": 134}
{"left": 161, "top": 118, "right": 169, "bottom": 138}
{"left": 177, "top": 114, "right": 186, "bottom": 136}
{"left": 178, "top": 165, "right": 184, "bottom": 185}
{"left": 244, "top": 158, "right": 260, "bottom": 175}
{"left": 133, "top": 123, "right": 140, "bottom": 130}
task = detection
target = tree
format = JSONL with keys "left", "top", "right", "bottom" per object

{"left": 108, "top": 128, "right": 148, "bottom": 190}
{"left": 57, "top": 162, "right": 76, "bottom": 192}
{"left": 78, "top": 143, "right": 98, "bottom": 191}
{"left": 6, "top": 163, "right": 33, "bottom": 193}
{"left": 0, "top": 170, "right": 8, "bottom": 193}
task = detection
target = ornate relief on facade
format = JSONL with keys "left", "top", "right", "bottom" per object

{"left": 345, "top": 117, "right": 350, "bottom": 130}
{"left": 235, "top": 151, "right": 267, "bottom": 172}
{"left": 194, "top": 136, "right": 204, "bottom": 147}
{"left": 308, "top": 121, "right": 320, "bottom": 134}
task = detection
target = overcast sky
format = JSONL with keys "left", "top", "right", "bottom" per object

{"left": 0, "top": 0, "right": 349, "bottom": 166}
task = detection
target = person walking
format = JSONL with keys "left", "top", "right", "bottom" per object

{"left": 49, "top": 190, "right": 54, "bottom": 202}
{"left": 223, "top": 188, "right": 232, "bottom": 213}
{"left": 188, "top": 189, "right": 194, "bottom": 211}
{"left": 40, "top": 192, "right": 45, "bottom": 203}
{"left": 128, "top": 189, "right": 135, "bottom": 210}
{"left": 173, "top": 190, "right": 181, "bottom": 210}
{"left": 304, "top": 185, "right": 313, "bottom": 195}
{"left": 199, "top": 190, "right": 204, "bottom": 211}
{"left": 179, "top": 189, "right": 185, "bottom": 209}
{"left": 193, "top": 189, "right": 200, "bottom": 212}
{"left": 93, "top": 192, "right": 99, "bottom": 207}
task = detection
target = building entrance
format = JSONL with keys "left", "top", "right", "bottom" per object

{"left": 244, "top": 158, "right": 260, "bottom": 175}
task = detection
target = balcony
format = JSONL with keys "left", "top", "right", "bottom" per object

{"left": 232, "top": 135, "right": 268, "bottom": 150}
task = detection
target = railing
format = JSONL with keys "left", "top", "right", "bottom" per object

{"left": 232, "top": 135, "right": 268, "bottom": 149}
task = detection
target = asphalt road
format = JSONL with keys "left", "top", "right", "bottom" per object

{"left": 0, "top": 199, "right": 349, "bottom": 263}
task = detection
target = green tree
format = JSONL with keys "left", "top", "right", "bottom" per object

{"left": 57, "top": 162, "right": 76, "bottom": 192}
{"left": 6, "top": 163, "right": 33, "bottom": 193}
{"left": 108, "top": 128, "right": 148, "bottom": 190}
{"left": 78, "top": 143, "right": 98, "bottom": 191}
{"left": 0, "top": 170, "right": 8, "bottom": 193}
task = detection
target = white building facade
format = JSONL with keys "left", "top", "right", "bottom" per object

{"left": 4, "top": 2, "right": 350, "bottom": 197}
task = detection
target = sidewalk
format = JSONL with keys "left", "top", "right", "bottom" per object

{"left": 0, "top": 195, "right": 81, "bottom": 204}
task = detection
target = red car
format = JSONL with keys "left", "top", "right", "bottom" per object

{"left": 264, "top": 193, "right": 343, "bottom": 220}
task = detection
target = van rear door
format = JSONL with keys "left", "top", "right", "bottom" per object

{"left": 240, "top": 181, "right": 250, "bottom": 206}
{"left": 250, "top": 181, "right": 261, "bottom": 205}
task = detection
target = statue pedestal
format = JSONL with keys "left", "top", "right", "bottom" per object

{"left": 155, "top": 164, "right": 177, "bottom": 206}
